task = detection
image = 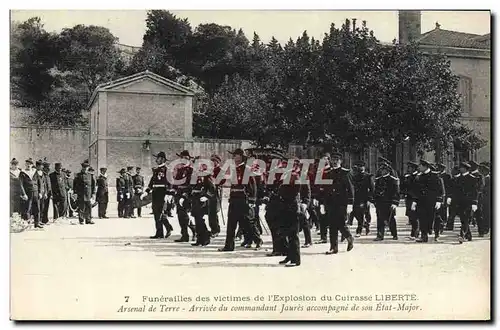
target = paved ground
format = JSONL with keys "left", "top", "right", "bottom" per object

{"left": 10, "top": 204, "right": 490, "bottom": 320}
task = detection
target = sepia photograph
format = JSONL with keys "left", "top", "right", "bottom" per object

{"left": 8, "top": 7, "right": 491, "bottom": 321}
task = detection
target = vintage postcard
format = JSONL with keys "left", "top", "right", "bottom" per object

{"left": 9, "top": 9, "right": 491, "bottom": 320}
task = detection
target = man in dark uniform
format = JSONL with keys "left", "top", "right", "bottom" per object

{"left": 412, "top": 159, "right": 444, "bottom": 243}
{"left": 65, "top": 169, "right": 76, "bottom": 218}
{"left": 19, "top": 158, "right": 43, "bottom": 228}
{"left": 373, "top": 163, "right": 400, "bottom": 241}
{"left": 478, "top": 164, "right": 490, "bottom": 237}
{"left": 141, "top": 152, "right": 174, "bottom": 239}
{"left": 190, "top": 162, "right": 216, "bottom": 246}
{"left": 450, "top": 162, "right": 480, "bottom": 243}
{"left": 319, "top": 151, "right": 354, "bottom": 254}
{"left": 435, "top": 163, "right": 452, "bottom": 234}
{"left": 315, "top": 152, "right": 332, "bottom": 244}
{"left": 116, "top": 169, "right": 127, "bottom": 218}
{"left": 73, "top": 160, "right": 96, "bottom": 225}
{"left": 10, "top": 158, "right": 25, "bottom": 216}
{"left": 219, "top": 148, "right": 261, "bottom": 252}
{"left": 124, "top": 166, "right": 135, "bottom": 218}
{"left": 401, "top": 161, "right": 419, "bottom": 239}
{"left": 278, "top": 160, "right": 311, "bottom": 267}
{"left": 262, "top": 160, "right": 287, "bottom": 256}
{"left": 469, "top": 160, "right": 485, "bottom": 234}
{"left": 34, "top": 160, "right": 49, "bottom": 226}
{"left": 445, "top": 166, "right": 461, "bottom": 230}
{"left": 49, "top": 163, "right": 67, "bottom": 221}
{"left": 96, "top": 168, "right": 109, "bottom": 219}
{"left": 173, "top": 150, "right": 196, "bottom": 242}
{"left": 350, "top": 160, "right": 374, "bottom": 237}
{"left": 308, "top": 159, "right": 321, "bottom": 234}
{"left": 133, "top": 167, "right": 145, "bottom": 217}
{"left": 208, "top": 154, "right": 222, "bottom": 237}
{"left": 41, "top": 159, "right": 52, "bottom": 224}
{"left": 429, "top": 163, "right": 446, "bottom": 236}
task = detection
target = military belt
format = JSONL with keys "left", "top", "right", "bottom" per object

{"left": 153, "top": 184, "right": 169, "bottom": 188}
{"left": 177, "top": 185, "right": 189, "bottom": 189}
{"left": 231, "top": 189, "right": 245, "bottom": 192}
{"left": 192, "top": 190, "right": 202, "bottom": 193}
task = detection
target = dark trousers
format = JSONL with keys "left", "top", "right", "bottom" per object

{"left": 308, "top": 203, "right": 320, "bottom": 230}
{"left": 325, "top": 203, "right": 351, "bottom": 250}
{"left": 283, "top": 208, "right": 301, "bottom": 264}
{"left": 117, "top": 200, "right": 125, "bottom": 217}
{"left": 405, "top": 199, "right": 419, "bottom": 237}
{"left": 446, "top": 201, "right": 458, "bottom": 230}
{"left": 208, "top": 197, "right": 221, "bottom": 234}
{"left": 351, "top": 202, "right": 370, "bottom": 234}
{"left": 98, "top": 198, "right": 108, "bottom": 218}
{"left": 300, "top": 213, "right": 312, "bottom": 245}
{"left": 319, "top": 212, "right": 329, "bottom": 241}
{"left": 52, "top": 197, "right": 67, "bottom": 220}
{"left": 265, "top": 202, "right": 287, "bottom": 254}
{"left": 151, "top": 196, "right": 173, "bottom": 237}
{"left": 475, "top": 207, "right": 486, "bottom": 235}
{"left": 223, "top": 199, "right": 257, "bottom": 250}
{"left": 375, "top": 203, "right": 397, "bottom": 239}
{"left": 175, "top": 196, "right": 191, "bottom": 238}
{"left": 11, "top": 195, "right": 21, "bottom": 217}
{"left": 124, "top": 195, "right": 133, "bottom": 217}
{"left": 192, "top": 198, "right": 210, "bottom": 243}
{"left": 22, "top": 193, "right": 39, "bottom": 225}
{"left": 245, "top": 203, "right": 262, "bottom": 243}
{"left": 78, "top": 200, "right": 92, "bottom": 223}
{"left": 456, "top": 202, "right": 472, "bottom": 240}
{"left": 134, "top": 194, "right": 141, "bottom": 217}
{"left": 481, "top": 199, "right": 491, "bottom": 234}
{"left": 41, "top": 196, "right": 50, "bottom": 223}
{"left": 416, "top": 200, "right": 436, "bottom": 240}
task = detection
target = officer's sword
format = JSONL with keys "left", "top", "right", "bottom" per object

{"left": 218, "top": 188, "right": 226, "bottom": 226}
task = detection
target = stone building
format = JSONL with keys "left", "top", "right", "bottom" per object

{"left": 88, "top": 70, "right": 195, "bottom": 177}
{"left": 397, "top": 10, "right": 491, "bottom": 169}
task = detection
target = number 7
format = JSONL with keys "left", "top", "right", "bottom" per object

{"left": 125, "top": 296, "right": 129, "bottom": 303}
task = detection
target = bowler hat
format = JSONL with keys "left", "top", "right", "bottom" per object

{"left": 210, "top": 154, "right": 222, "bottom": 162}
{"left": 81, "top": 159, "right": 90, "bottom": 167}
{"left": 35, "top": 159, "right": 43, "bottom": 167}
{"left": 353, "top": 160, "right": 366, "bottom": 167}
{"left": 419, "top": 159, "right": 431, "bottom": 167}
{"left": 11, "top": 158, "right": 18, "bottom": 165}
{"left": 153, "top": 151, "right": 166, "bottom": 159}
{"left": 127, "top": 166, "right": 134, "bottom": 171}
{"left": 42, "top": 158, "right": 50, "bottom": 166}
{"left": 228, "top": 148, "right": 244, "bottom": 156}
{"left": 479, "top": 164, "right": 490, "bottom": 172}
{"left": 378, "top": 156, "right": 390, "bottom": 164}
{"left": 25, "top": 158, "right": 34, "bottom": 164}
{"left": 89, "top": 167, "right": 95, "bottom": 172}
{"left": 176, "top": 150, "right": 192, "bottom": 158}
{"left": 136, "top": 167, "right": 141, "bottom": 170}
{"left": 331, "top": 151, "right": 343, "bottom": 159}
{"left": 66, "top": 169, "right": 72, "bottom": 174}
{"left": 99, "top": 167, "right": 107, "bottom": 172}
{"left": 468, "top": 160, "right": 479, "bottom": 169}
{"left": 436, "top": 163, "right": 446, "bottom": 171}
{"left": 55, "top": 163, "right": 62, "bottom": 169}
{"left": 459, "top": 162, "right": 471, "bottom": 170}
{"left": 118, "top": 168, "right": 126, "bottom": 174}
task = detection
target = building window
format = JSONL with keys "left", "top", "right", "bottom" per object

{"left": 457, "top": 76, "right": 472, "bottom": 114}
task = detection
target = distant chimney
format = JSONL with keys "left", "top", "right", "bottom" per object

{"left": 435, "top": 22, "right": 441, "bottom": 29}
{"left": 398, "top": 10, "right": 422, "bottom": 44}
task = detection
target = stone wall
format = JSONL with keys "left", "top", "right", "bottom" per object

{"left": 10, "top": 126, "right": 90, "bottom": 174}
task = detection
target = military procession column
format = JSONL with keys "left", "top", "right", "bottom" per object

{"left": 9, "top": 146, "right": 491, "bottom": 267}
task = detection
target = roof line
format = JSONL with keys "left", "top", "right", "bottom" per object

{"left": 86, "top": 71, "right": 195, "bottom": 110}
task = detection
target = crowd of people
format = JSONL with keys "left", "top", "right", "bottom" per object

{"left": 9, "top": 148, "right": 491, "bottom": 267}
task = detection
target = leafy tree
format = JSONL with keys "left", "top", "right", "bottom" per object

{"left": 55, "top": 24, "right": 124, "bottom": 95}
{"left": 10, "top": 17, "right": 59, "bottom": 106}
{"left": 199, "top": 75, "right": 270, "bottom": 144}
